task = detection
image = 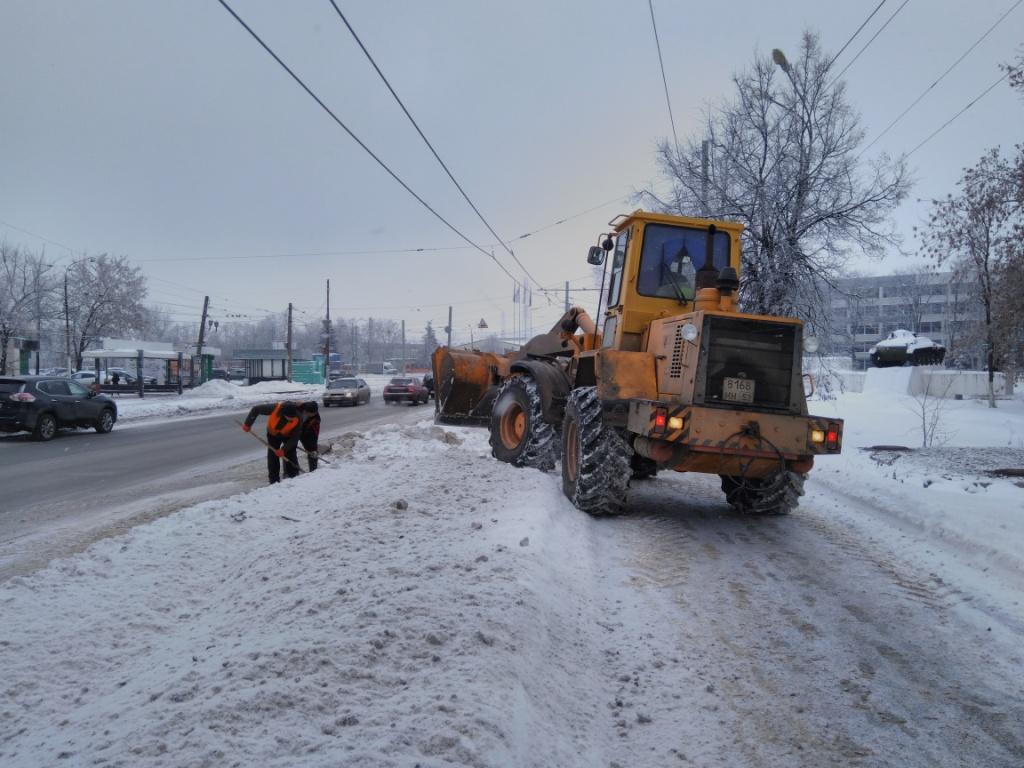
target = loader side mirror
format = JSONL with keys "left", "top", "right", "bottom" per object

{"left": 587, "top": 246, "right": 606, "bottom": 266}
{"left": 802, "top": 373, "right": 815, "bottom": 399}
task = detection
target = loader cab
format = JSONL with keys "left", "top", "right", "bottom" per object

{"left": 597, "top": 211, "right": 743, "bottom": 351}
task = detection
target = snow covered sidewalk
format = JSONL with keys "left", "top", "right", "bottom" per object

{"left": 0, "top": 423, "right": 619, "bottom": 767}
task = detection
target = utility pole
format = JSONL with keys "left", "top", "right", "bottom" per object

{"left": 324, "top": 279, "right": 331, "bottom": 381}
{"left": 63, "top": 271, "right": 71, "bottom": 374}
{"left": 565, "top": 281, "right": 570, "bottom": 313}
{"left": 286, "top": 302, "right": 293, "bottom": 382}
{"left": 446, "top": 306, "right": 452, "bottom": 348}
{"left": 401, "top": 319, "right": 406, "bottom": 373}
{"left": 193, "top": 295, "right": 210, "bottom": 385}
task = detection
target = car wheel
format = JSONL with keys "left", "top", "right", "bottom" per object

{"left": 93, "top": 409, "right": 114, "bottom": 434}
{"left": 34, "top": 413, "right": 57, "bottom": 442}
{"left": 94, "top": 408, "right": 115, "bottom": 434}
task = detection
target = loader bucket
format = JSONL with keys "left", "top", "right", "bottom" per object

{"left": 432, "top": 347, "right": 510, "bottom": 426}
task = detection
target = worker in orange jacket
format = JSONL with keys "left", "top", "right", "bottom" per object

{"left": 242, "top": 400, "right": 303, "bottom": 484}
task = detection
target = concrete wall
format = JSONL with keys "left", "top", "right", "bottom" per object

{"left": 863, "top": 366, "right": 1007, "bottom": 398}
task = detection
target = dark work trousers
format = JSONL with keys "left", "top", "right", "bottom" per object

{"left": 300, "top": 416, "right": 321, "bottom": 472}
{"left": 300, "top": 431, "right": 319, "bottom": 472}
{"left": 266, "top": 432, "right": 300, "bottom": 484}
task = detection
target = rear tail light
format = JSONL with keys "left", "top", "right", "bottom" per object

{"left": 653, "top": 408, "right": 668, "bottom": 432}
{"left": 10, "top": 392, "right": 35, "bottom": 403}
{"left": 826, "top": 423, "right": 841, "bottom": 451}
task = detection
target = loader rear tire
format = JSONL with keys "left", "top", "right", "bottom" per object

{"left": 561, "top": 387, "right": 631, "bottom": 516}
{"left": 489, "top": 376, "right": 557, "bottom": 471}
{"left": 720, "top": 471, "right": 805, "bottom": 515}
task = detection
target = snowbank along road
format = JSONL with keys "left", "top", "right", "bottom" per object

{"left": 0, "top": 397, "right": 427, "bottom": 580}
{"left": 1, "top": 422, "right": 1021, "bottom": 767}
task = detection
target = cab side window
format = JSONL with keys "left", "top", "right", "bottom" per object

{"left": 606, "top": 229, "right": 630, "bottom": 308}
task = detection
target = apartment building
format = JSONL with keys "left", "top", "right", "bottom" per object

{"left": 826, "top": 272, "right": 983, "bottom": 368}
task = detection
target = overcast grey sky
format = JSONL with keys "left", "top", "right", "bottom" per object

{"left": 1, "top": 1, "right": 1021, "bottom": 344}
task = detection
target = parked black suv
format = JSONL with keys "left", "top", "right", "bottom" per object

{"left": 0, "top": 376, "right": 118, "bottom": 441}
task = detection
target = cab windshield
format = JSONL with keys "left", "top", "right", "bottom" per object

{"left": 637, "top": 224, "right": 731, "bottom": 301}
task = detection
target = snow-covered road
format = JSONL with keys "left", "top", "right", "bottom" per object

{"left": 2, "top": 422, "right": 1020, "bottom": 767}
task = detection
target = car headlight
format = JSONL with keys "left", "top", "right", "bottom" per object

{"left": 680, "top": 323, "right": 699, "bottom": 342}
{"left": 803, "top": 336, "right": 820, "bottom": 353}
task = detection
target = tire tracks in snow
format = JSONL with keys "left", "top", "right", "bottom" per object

{"left": 567, "top": 470, "right": 1024, "bottom": 767}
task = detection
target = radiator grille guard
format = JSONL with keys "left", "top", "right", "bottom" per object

{"left": 695, "top": 316, "right": 800, "bottom": 412}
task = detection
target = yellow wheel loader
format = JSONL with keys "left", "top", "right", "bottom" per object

{"left": 432, "top": 210, "right": 843, "bottom": 516}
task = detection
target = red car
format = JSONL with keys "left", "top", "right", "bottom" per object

{"left": 383, "top": 377, "right": 429, "bottom": 405}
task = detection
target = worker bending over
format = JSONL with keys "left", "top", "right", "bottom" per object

{"left": 242, "top": 400, "right": 302, "bottom": 484}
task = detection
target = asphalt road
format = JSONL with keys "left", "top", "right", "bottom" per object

{"left": 0, "top": 398, "right": 428, "bottom": 579}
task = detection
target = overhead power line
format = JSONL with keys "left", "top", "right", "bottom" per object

{"left": 827, "top": 1, "right": 887, "bottom": 70}
{"left": 0, "top": 218, "right": 76, "bottom": 257}
{"left": 130, "top": 193, "right": 630, "bottom": 264}
{"left": 860, "top": 0, "right": 1023, "bottom": 156}
{"left": 214, "top": 0, "right": 518, "bottom": 284}
{"left": 829, "top": 0, "right": 912, "bottom": 88}
{"left": 906, "top": 70, "right": 1011, "bottom": 157}
{"left": 326, "top": 1, "right": 541, "bottom": 288}
{"left": 647, "top": 0, "right": 679, "bottom": 149}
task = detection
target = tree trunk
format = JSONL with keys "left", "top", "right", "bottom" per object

{"left": 0, "top": 328, "right": 9, "bottom": 374}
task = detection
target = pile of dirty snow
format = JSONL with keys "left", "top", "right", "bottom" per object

{"left": 0, "top": 422, "right": 620, "bottom": 767}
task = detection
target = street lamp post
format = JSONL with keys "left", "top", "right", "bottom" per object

{"left": 470, "top": 318, "right": 489, "bottom": 349}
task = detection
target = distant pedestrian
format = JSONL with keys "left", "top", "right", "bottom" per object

{"left": 242, "top": 401, "right": 302, "bottom": 484}
{"left": 111, "top": 371, "right": 120, "bottom": 392}
{"left": 299, "top": 401, "right": 321, "bottom": 472}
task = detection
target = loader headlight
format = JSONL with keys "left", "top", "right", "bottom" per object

{"left": 803, "top": 336, "right": 820, "bottom": 353}
{"left": 810, "top": 429, "right": 825, "bottom": 444}
{"left": 680, "top": 323, "right": 699, "bottom": 342}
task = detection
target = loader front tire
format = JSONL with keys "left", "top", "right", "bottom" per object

{"left": 720, "top": 471, "right": 805, "bottom": 516}
{"left": 561, "top": 387, "right": 630, "bottom": 516}
{"left": 489, "top": 376, "right": 557, "bottom": 471}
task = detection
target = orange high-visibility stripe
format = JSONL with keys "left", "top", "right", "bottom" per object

{"left": 267, "top": 403, "right": 300, "bottom": 437}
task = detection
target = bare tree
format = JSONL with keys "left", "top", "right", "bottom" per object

{"left": 887, "top": 268, "right": 939, "bottom": 334}
{"left": 0, "top": 243, "right": 55, "bottom": 374}
{"left": 907, "top": 374, "right": 955, "bottom": 448}
{"left": 65, "top": 254, "right": 148, "bottom": 370}
{"left": 646, "top": 32, "right": 910, "bottom": 330}
{"left": 920, "top": 147, "right": 1022, "bottom": 407}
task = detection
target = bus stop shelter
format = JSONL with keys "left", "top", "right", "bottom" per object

{"left": 81, "top": 346, "right": 221, "bottom": 396}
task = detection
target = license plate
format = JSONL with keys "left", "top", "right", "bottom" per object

{"left": 723, "top": 377, "right": 755, "bottom": 403}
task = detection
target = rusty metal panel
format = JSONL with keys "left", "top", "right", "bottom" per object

{"left": 685, "top": 408, "right": 811, "bottom": 457}
{"left": 670, "top": 453, "right": 780, "bottom": 478}
{"left": 594, "top": 349, "right": 657, "bottom": 401}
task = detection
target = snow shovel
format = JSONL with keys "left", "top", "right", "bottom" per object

{"left": 235, "top": 419, "right": 303, "bottom": 474}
